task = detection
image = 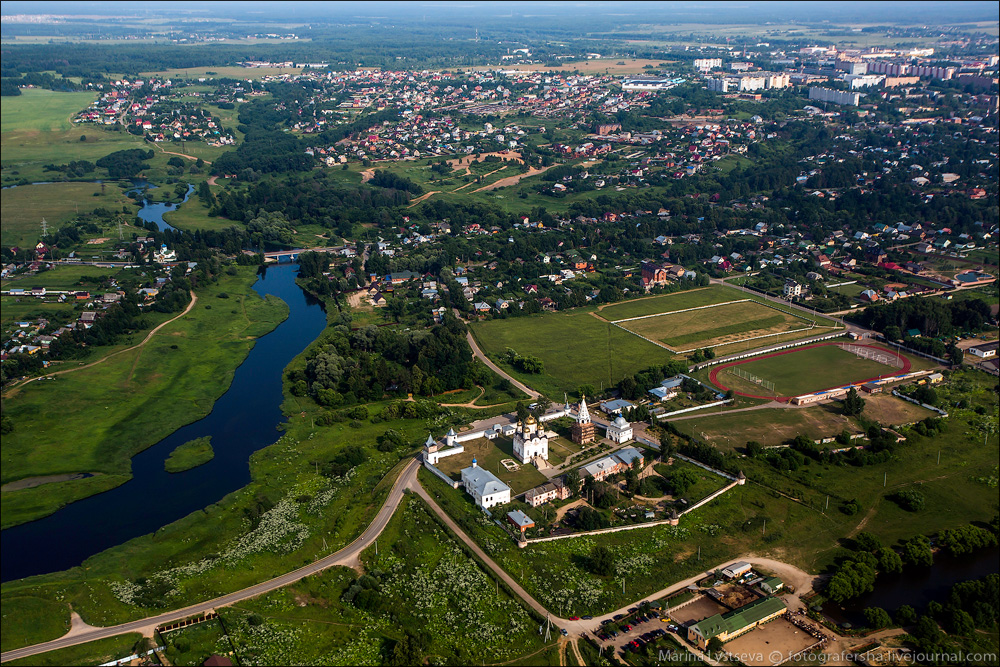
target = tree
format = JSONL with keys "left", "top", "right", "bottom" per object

{"left": 589, "top": 545, "right": 615, "bottom": 576}
{"left": 564, "top": 468, "right": 582, "bottom": 496}
{"left": 896, "top": 605, "right": 918, "bottom": 625}
{"left": 854, "top": 531, "right": 882, "bottom": 553}
{"left": 864, "top": 607, "right": 892, "bottom": 629}
{"left": 843, "top": 388, "right": 866, "bottom": 417}
{"left": 391, "top": 631, "right": 428, "bottom": 666}
{"left": 902, "top": 535, "right": 934, "bottom": 567}
{"left": 888, "top": 489, "right": 925, "bottom": 512}
{"left": 706, "top": 637, "right": 724, "bottom": 655}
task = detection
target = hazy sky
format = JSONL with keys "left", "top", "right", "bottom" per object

{"left": 2, "top": 1, "right": 997, "bottom": 24}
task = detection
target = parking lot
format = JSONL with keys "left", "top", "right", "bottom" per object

{"left": 591, "top": 607, "right": 681, "bottom": 658}
{"left": 723, "top": 617, "right": 818, "bottom": 666}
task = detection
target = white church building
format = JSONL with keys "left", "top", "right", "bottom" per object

{"left": 512, "top": 414, "right": 549, "bottom": 465}
{"left": 606, "top": 415, "right": 633, "bottom": 444}
{"left": 460, "top": 459, "right": 511, "bottom": 509}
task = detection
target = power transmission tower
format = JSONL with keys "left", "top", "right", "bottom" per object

{"left": 544, "top": 613, "right": 551, "bottom": 642}
{"left": 41, "top": 218, "right": 48, "bottom": 238}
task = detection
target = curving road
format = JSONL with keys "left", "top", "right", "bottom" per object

{"left": 0, "top": 459, "right": 420, "bottom": 664}
{"left": 2, "top": 291, "right": 198, "bottom": 399}
{"left": 465, "top": 331, "right": 541, "bottom": 400}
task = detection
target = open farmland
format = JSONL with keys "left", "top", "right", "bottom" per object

{"left": 470, "top": 308, "right": 674, "bottom": 398}
{"left": 710, "top": 343, "right": 911, "bottom": 398}
{"left": 596, "top": 286, "right": 741, "bottom": 321}
{"left": 0, "top": 89, "right": 98, "bottom": 133}
{"left": 619, "top": 300, "right": 812, "bottom": 352}
{"left": 0, "top": 182, "right": 129, "bottom": 247}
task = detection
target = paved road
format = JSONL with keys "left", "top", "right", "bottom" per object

{"left": 465, "top": 330, "right": 541, "bottom": 399}
{"left": 0, "top": 460, "right": 420, "bottom": 664}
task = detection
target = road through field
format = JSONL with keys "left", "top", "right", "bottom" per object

{"left": 1, "top": 291, "right": 198, "bottom": 399}
{"left": 0, "top": 459, "right": 420, "bottom": 663}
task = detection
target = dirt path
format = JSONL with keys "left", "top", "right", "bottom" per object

{"left": 472, "top": 164, "right": 554, "bottom": 192}
{"left": 153, "top": 144, "right": 211, "bottom": 164}
{"left": 554, "top": 498, "right": 589, "bottom": 523}
{"left": 2, "top": 291, "right": 198, "bottom": 399}
{"left": 1, "top": 472, "right": 98, "bottom": 492}
{"left": 206, "top": 175, "right": 218, "bottom": 186}
{"left": 406, "top": 190, "right": 441, "bottom": 208}
{"left": 360, "top": 168, "right": 375, "bottom": 183}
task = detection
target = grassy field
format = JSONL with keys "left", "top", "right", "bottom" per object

{"left": 0, "top": 89, "right": 98, "bottom": 133}
{"left": 0, "top": 268, "right": 289, "bottom": 527}
{"left": 433, "top": 435, "right": 549, "bottom": 494}
{"left": 139, "top": 66, "right": 304, "bottom": 80}
{"left": 714, "top": 344, "right": 908, "bottom": 397}
{"left": 0, "top": 181, "right": 131, "bottom": 248}
{"left": 161, "top": 193, "right": 237, "bottom": 232}
{"left": 4, "top": 634, "right": 143, "bottom": 667}
{"left": 0, "top": 264, "right": 122, "bottom": 292}
{"left": 674, "top": 394, "right": 936, "bottom": 449}
{"left": 0, "top": 596, "right": 70, "bottom": 652}
{"left": 596, "top": 286, "right": 741, "bottom": 321}
{"left": 620, "top": 301, "right": 807, "bottom": 351}
{"left": 470, "top": 308, "right": 674, "bottom": 398}
{"left": 164, "top": 436, "right": 215, "bottom": 473}
{"left": 675, "top": 404, "right": 864, "bottom": 449}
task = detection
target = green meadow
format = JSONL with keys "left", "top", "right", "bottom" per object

{"left": 0, "top": 89, "right": 98, "bottom": 133}
{"left": 470, "top": 308, "right": 674, "bottom": 398}
{"left": 0, "top": 181, "right": 131, "bottom": 248}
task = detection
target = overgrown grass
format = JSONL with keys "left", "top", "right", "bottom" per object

{"left": 4, "top": 634, "right": 143, "bottom": 667}
{"left": 164, "top": 437, "right": 215, "bottom": 473}
{"left": 0, "top": 596, "right": 70, "bottom": 652}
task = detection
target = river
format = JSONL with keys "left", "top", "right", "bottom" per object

{"left": 822, "top": 546, "right": 1000, "bottom": 626}
{"left": 1, "top": 215, "right": 326, "bottom": 582}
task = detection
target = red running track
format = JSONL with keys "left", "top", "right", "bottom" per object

{"left": 708, "top": 342, "right": 912, "bottom": 402}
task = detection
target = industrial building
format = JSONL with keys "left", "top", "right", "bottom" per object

{"left": 688, "top": 597, "right": 788, "bottom": 649}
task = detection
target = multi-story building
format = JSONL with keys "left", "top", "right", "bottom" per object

{"left": 693, "top": 58, "right": 723, "bottom": 71}
{"left": 809, "top": 86, "right": 860, "bottom": 106}
{"left": 461, "top": 460, "right": 511, "bottom": 509}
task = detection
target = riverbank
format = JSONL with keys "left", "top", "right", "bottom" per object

{"left": 0, "top": 267, "right": 288, "bottom": 529}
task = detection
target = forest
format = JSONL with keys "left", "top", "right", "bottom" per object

{"left": 286, "top": 314, "right": 476, "bottom": 408}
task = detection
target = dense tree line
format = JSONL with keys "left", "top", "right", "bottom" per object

{"left": 286, "top": 315, "right": 474, "bottom": 407}
{"left": 854, "top": 296, "right": 995, "bottom": 339}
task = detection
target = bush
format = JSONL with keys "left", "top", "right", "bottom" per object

{"left": 888, "top": 489, "right": 925, "bottom": 512}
